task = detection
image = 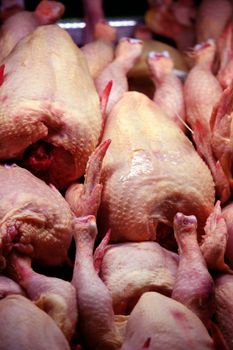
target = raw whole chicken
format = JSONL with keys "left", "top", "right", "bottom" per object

{"left": 95, "top": 37, "right": 143, "bottom": 115}
{"left": 145, "top": 0, "right": 196, "bottom": 51}
{"left": 81, "top": 20, "right": 117, "bottom": 80}
{"left": 214, "top": 274, "right": 233, "bottom": 349}
{"left": 100, "top": 241, "right": 179, "bottom": 314}
{"left": 147, "top": 50, "right": 186, "bottom": 131}
{"left": 128, "top": 37, "right": 188, "bottom": 99}
{"left": 0, "top": 275, "right": 25, "bottom": 297}
{"left": 98, "top": 91, "right": 215, "bottom": 242}
{"left": 72, "top": 215, "right": 123, "bottom": 350}
{"left": 0, "top": 0, "right": 65, "bottom": 63}
{"left": 0, "top": 0, "right": 24, "bottom": 20}
{"left": 120, "top": 291, "right": 214, "bottom": 350}
{"left": 0, "top": 294, "right": 71, "bottom": 349}
{"left": 201, "top": 201, "right": 231, "bottom": 272}
{"left": 210, "top": 81, "right": 233, "bottom": 194}
{"left": 184, "top": 39, "right": 230, "bottom": 202}
{"left": 217, "top": 22, "right": 233, "bottom": 90}
{"left": 172, "top": 212, "right": 214, "bottom": 325}
{"left": 222, "top": 202, "right": 233, "bottom": 268}
{"left": 0, "top": 164, "right": 73, "bottom": 267}
{"left": 0, "top": 24, "right": 102, "bottom": 189}
{"left": 7, "top": 253, "right": 77, "bottom": 340}
{"left": 195, "top": 0, "right": 233, "bottom": 43}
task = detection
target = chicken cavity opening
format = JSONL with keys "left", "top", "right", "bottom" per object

{"left": 156, "top": 222, "right": 178, "bottom": 252}
{"left": 21, "top": 141, "right": 54, "bottom": 177}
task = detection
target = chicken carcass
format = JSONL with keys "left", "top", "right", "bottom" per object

{"left": 217, "top": 22, "right": 233, "bottom": 90}
{"left": 0, "top": 294, "right": 71, "bottom": 350}
{"left": 145, "top": 0, "right": 196, "bottom": 51}
{"left": 0, "top": 164, "right": 73, "bottom": 267}
{"left": 196, "top": 0, "right": 233, "bottom": 43}
{"left": 222, "top": 202, "right": 233, "bottom": 268}
{"left": 100, "top": 241, "right": 179, "bottom": 314}
{"left": 81, "top": 20, "right": 117, "bottom": 80}
{"left": 0, "top": 0, "right": 65, "bottom": 63}
{"left": 0, "top": 0, "right": 24, "bottom": 20}
{"left": 201, "top": 201, "right": 231, "bottom": 272}
{"left": 0, "top": 24, "right": 102, "bottom": 189}
{"left": 95, "top": 37, "right": 143, "bottom": 115}
{"left": 0, "top": 275, "right": 25, "bottom": 298}
{"left": 147, "top": 50, "right": 186, "bottom": 131}
{"left": 172, "top": 212, "right": 214, "bottom": 325}
{"left": 215, "top": 274, "right": 233, "bottom": 350}
{"left": 210, "top": 81, "right": 233, "bottom": 194}
{"left": 72, "top": 215, "right": 123, "bottom": 350}
{"left": 98, "top": 91, "right": 215, "bottom": 242}
{"left": 120, "top": 291, "right": 214, "bottom": 350}
{"left": 184, "top": 39, "right": 230, "bottom": 202}
{"left": 7, "top": 253, "right": 77, "bottom": 340}
{"left": 65, "top": 139, "right": 111, "bottom": 218}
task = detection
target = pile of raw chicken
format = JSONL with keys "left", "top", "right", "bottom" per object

{"left": 1, "top": 0, "right": 233, "bottom": 349}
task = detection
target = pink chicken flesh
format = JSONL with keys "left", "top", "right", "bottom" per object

{"left": 0, "top": 294, "right": 71, "bottom": 349}
{"left": 184, "top": 39, "right": 230, "bottom": 202}
{"left": 0, "top": 1, "right": 65, "bottom": 63}
{"left": 147, "top": 50, "right": 186, "bottom": 131}
{"left": 120, "top": 291, "right": 214, "bottom": 350}
{"left": 196, "top": 0, "right": 233, "bottom": 43}
{"left": 0, "top": 24, "right": 102, "bottom": 189}
{"left": 222, "top": 202, "right": 233, "bottom": 268}
{"left": 7, "top": 253, "right": 78, "bottom": 340}
{"left": 100, "top": 241, "right": 179, "bottom": 314}
{"left": 98, "top": 91, "right": 215, "bottom": 242}
{"left": 0, "top": 164, "right": 73, "bottom": 267}
{"left": 172, "top": 212, "right": 214, "bottom": 325}
{"left": 214, "top": 274, "right": 233, "bottom": 350}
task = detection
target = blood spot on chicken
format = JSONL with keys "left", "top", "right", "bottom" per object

{"left": 143, "top": 337, "right": 151, "bottom": 348}
{"left": 0, "top": 64, "right": 5, "bottom": 86}
{"left": 170, "top": 308, "right": 187, "bottom": 323}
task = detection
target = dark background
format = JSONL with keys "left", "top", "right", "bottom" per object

{"left": 25, "top": 1, "right": 148, "bottom": 18}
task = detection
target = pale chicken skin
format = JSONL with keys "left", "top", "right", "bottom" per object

{"left": 184, "top": 39, "right": 230, "bottom": 202}
{"left": 0, "top": 164, "right": 73, "bottom": 267}
{"left": 7, "top": 254, "right": 78, "bottom": 340}
{"left": 81, "top": 21, "right": 117, "bottom": 80}
{"left": 0, "top": 294, "right": 71, "bottom": 350}
{"left": 147, "top": 50, "right": 186, "bottom": 131}
{"left": 215, "top": 274, "right": 233, "bottom": 350}
{"left": 172, "top": 213, "right": 214, "bottom": 325}
{"left": 0, "top": 275, "right": 25, "bottom": 297}
{"left": 120, "top": 291, "right": 215, "bottom": 350}
{"left": 99, "top": 91, "right": 215, "bottom": 242}
{"left": 196, "top": 0, "right": 233, "bottom": 43}
{"left": 95, "top": 37, "right": 143, "bottom": 115}
{"left": 0, "top": 1, "right": 65, "bottom": 63}
{"left": 100, "top": 241, "right": 179, "bottom": 314}
{"left": 0, "top": 24, "right": 102, "bottom": 189}
{"left": 222, "top": 202, "right": 233, "bottom": 268}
